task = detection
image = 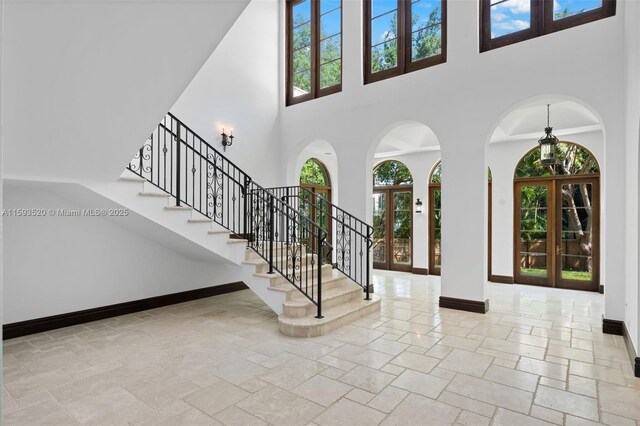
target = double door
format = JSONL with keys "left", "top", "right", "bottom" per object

{"left": 514, "top": 176, "right": 599, "bottom": 291}
{"left": 373, "top": 187, "right": 413, "bottom": 271}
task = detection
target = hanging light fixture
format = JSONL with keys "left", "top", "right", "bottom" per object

{"left": 415, "top": 198, "right": 423, "bottom": 214}
{"left": 538, "top": 104, "right": 559, "bottom": 166}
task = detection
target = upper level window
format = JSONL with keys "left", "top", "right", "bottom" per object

{"left": 364, "top": 0, "right": 447, "bottom": 84}
{"left": 286, "top": 0, "right": 342, "bottom": 106}
{"left": 480, "top": 0, "right": 616, "bottom": 52}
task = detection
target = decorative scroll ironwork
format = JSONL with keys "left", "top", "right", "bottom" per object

{"left": 126, "top": 112, "right": 345, "bottom": 318}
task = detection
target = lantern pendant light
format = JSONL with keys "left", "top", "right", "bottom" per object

{"left": 538, "top": 104, "right": 559, "bottom": 166}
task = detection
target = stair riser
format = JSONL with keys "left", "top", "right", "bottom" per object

{"left": 281, "top": 277, "right": 346, "bottom": 298}
{"left": 254, "top": 256, "right": 320, "bottom": 274}
{"left": 245, "top": 246, "right": 309, "bottom": 261}
{"left": 278, "top": 300, "right": 381, "bottom": 338}
{"left": 283, "top": 288, "right": 364, "bottom": 318}
{"left": 265, "top": 266, "right": 334, "bottom": 286}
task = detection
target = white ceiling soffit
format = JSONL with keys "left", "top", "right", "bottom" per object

{"left": 374, "top": 122, "right": 440, "bottom": 158}
{"left": 491, "top": 100, "right": 602, "bottom": 144}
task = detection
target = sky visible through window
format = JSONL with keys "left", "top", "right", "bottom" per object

{"left": 490, "top": 0, "right": 602, "bottom": 39}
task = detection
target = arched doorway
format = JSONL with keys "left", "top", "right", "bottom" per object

{"left": 300, "top": 158, "right": 332, "bottom": 263}
{"left": 373, "top": 160, "right": 413, "bottom": 271}
{"left": 514, "top": 142, "right": 600, "bottom": 291}
{"left": 428, "top": 161, "right": 442, "bottom": 275}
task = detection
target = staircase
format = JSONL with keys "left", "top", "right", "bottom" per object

{"left": 104, "top": 113, "right": 379, "bottom": 337}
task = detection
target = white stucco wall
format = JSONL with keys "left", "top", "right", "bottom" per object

{"left": 3, "top": 181, "right": 239, "bottom": 324}
{"left": 279, "top": 0, "right": 628, "bottom": 317}
{"left": 171, "top": 0, "right": 281, "bottom": 187}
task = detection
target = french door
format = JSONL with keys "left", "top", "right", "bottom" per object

{"left": 514, "top": 176, "right": 599, "bottom": 291}
{"left": 373, "top": 187, "right": 413, "bottom": 271}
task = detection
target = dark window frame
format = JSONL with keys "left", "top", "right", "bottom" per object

{"left": 363, "top": 0, "right": 447, "bottom": 85}
{"left": 480, "top": 0, "right": 616, "bottom": 53}
{"left": 286, "top": 0, "right": 343, "bottom": 106}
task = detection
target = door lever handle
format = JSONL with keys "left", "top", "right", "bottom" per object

{"left": 556, "top": 245, "right": 561, "bottom": 255}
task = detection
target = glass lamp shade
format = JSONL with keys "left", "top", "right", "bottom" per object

{"left": 415, "top": 198, "right": 423, "bottom": 214}
{"left": 538, "top": 127, "right": 558, "bottom": 166}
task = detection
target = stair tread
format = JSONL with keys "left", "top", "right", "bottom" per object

{"left": 188, "top": 218, "right": 214, "bottom": 223}
{"left": 138, "top": 191, "right": 170, "bottom": 197}
{"left": 279, "top": 295, "right": 380, "bottom": 326}
{"left": 164, "top": 206, "right": 192, "bottom": 211}
{"left": 267, "top": 273, "right": 346, "bottom": 291}
{"left": 118, "top": 176, "right": 146, "bottom": 183}
{"left": 208, "top": 230, "right": 232, "bottom": 235}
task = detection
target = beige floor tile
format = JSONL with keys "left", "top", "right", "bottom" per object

{"left": 438, "top": 349, "right": 493, "bottom": 377}
{"left": 564, "top": 414, "right": 603, "bottom": 426}
{"left": 539, "top": 376, "right": 566, "bottom": 390}
{"left": 547, "top": 344, "right": 594, "bottom": 362}
{"left": 598, "top": 381, "right": 640, "bottom": 421}
{"left": 380, "top": 364, "right": 405, "bottom": 375}
{"left": 483, "top": 365, "right": 539, "bottom": 391}
{"left": 530, "top": 404, "right": 564, "bottom": 425}
{"left": 367, "top": 386, "right": 408, "bottom": 413}
{"left": 569, "top": 360, "right": 626, "bottom": 385}
{"left": 345, "top": 388, "right": 376, "bottom": 404}
{"left": 314, "top": 398, "right": 386, "bottom": 426}
{"left": 568, "top": 374, "right": 597, "bottom": 397}
{"left": 600, "top": 411, "right": 637, "bottom": 426}
{"left": 292, "top": 375, "right": 352, "bottom": 407}
{"left": 482, "top": 337, "right": 546, "bottom": 359}
{"left": 159, "top": 407, "right": 222, "bottom": 425}
{"left": 381, "top": 393, "right": 460, "bottom": 426}
{"left": 64, "top": 386, "right": 144, "bottom": 424}
{"left": 185, "top": 381, "right": 250, "bottom": 416}
{"left": 339, "top": 365, "right": 396, "bottom": 393}
{"left": 517, "top": 357, "right": 568, "bottom": 380}
{"left": 328, "top": 344, "right": 394, "bottom": 369}
{"left": 396, "top": 332, "right": 440, "bottom": 349}
{"left": 492, "top": 408, "right": 555, "bottom": 426}
{"left": 4, "top": 369, "right": 73, "bottom": 400}
{"left": 213, "top": 406, "right": 268, "bottom": 426}
{"left": 389, "top": 351, "right": 439, "bottom": 374}
{"left": 534, "top": 385, "right": 598, "bottom": 421}
{"left": 438, "top": 335, "right": 481, "bottom": 352}
{"left": 391, "top": 369, "right": 449, "bottom": 399}
{"left": 365, "top": 338, "right": 409, "bottom": 356}
{"left": 3, "top": 400, "right": 80, "bottom": 426}
{"left": 437, "top": 391, "right": 496, "bottom": 418}
{"left": 446, "top": 374, "right": 533, "bottom": 414}
{"left": 457, "top": 410, "right": 491, "bottom": 426}
{"left": 507, "top": 332, "right": 549, "bottom": 348}
{"left": 236, "top": 386, "right": 324, "bottom": 426}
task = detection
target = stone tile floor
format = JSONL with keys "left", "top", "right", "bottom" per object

{"left": 3, "top": 271, "right": 639, "bottom": 425}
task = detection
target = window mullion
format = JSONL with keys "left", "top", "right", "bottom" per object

{"left": 398, "top": 0, "right": 406, "bottom": 74}
{"left": 312, "top": 0, "right": 320, "bottom": 98}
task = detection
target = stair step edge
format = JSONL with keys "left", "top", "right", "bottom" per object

{"left": 138, "top": 192, "right": 170, "bottom": 197}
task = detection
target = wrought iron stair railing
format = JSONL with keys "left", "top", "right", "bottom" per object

{"left": 127, "top": 112, "right": 371, "bottom": 318}
{"left": 267, "top": 186, "right": 373, "bottom": 299}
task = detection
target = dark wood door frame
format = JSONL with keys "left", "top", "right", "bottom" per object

{"left": 373, "top": 186, "right": 413, "bottom": 272}
{"left": 513, "top": 175, "right": 600, "bottom": 291}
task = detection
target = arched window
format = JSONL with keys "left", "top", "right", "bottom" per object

{"left": 515, "top": 142, "right": 600, "bottom": 178}
{"left": 373, "top": 160, "right": 413, "bottom": 186}
{"left": 373, "top": 160, "right": 413, "bottom": 271}
{"left": 301, "top": 158, "right": 331, "bottom": 187}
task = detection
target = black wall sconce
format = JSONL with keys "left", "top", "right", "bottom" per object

{"left": 415, "top": 198, "right": 423, "bottom": 214}
{"left": 221, "top": 128, "right": 234, "bottom": 152}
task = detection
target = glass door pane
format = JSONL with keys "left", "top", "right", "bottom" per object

{"left": 557, "top": 181, "right": 596, "bottom": 288}
{"left": 392, "top": 191, "right": 412, "bottom": 269}
{"left": 518, "top": 184, "right": 549, "bottom": 283}
{"left": 373, "top": 191, "right": 387, "bottom": 266}
{"left": 431, "top": 188, "right": 441, "bottom": 273}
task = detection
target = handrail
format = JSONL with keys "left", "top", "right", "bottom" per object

{"left": 127, "top": 113, "right": 333, "bottom": 318}
{"left": 268, "top": 185, "right": 373, "bottom": 299}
